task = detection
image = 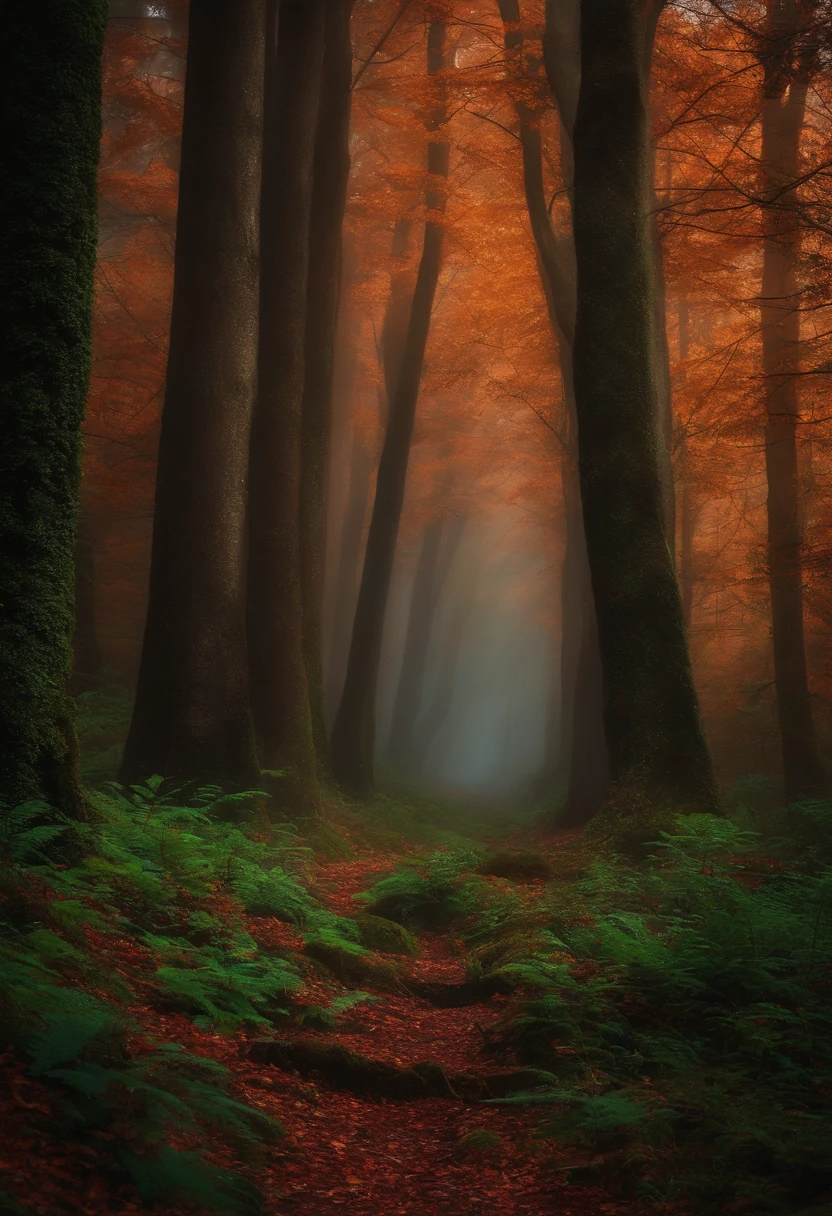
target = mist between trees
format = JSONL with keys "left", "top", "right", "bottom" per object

{"left": 8, "top": 0, "right": 832, "bottom": 828}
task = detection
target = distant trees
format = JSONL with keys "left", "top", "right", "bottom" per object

{"left": 569, "top": 0, "right": 717, "bottom": 817}
{"left": 756, "top": 0, "right": 825, "bottom": 798}
{"left": 331, "top": 18, "right": 451, "bottom": 793}
{"left": 1, "top": 1, "right": 108, "bottom": 814}
{"left": 121, "top": 0, "right": 265, "bottom": 787}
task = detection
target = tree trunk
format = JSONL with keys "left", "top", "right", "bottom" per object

{"left": 121, "top": 0, "right": 264, "bottom": 788}
{"left": 676, "top": 299, "right": 695, "bottom": 628}
{"left": 326, "top": 423, "right": 374, "bottom": 719}
{"left": 330, "top": 21, "right": 449, "bottom": 793}
{"left": 248, "top": 0, "right": 325, "bottom": 815}
{"left": 0, "top": 1, "right": 106, "bottom": 815}
{"left": 499, "top": 0, "right": 607, "bottom": 824}
{"left": 71, "top": 527, "right": 104, "bottom": 694}
{"left": 300, "top": 0, "right": 355, "bottom": 775}
{"left": 557, "top": 436, "right": 608, "bottom": 827}
{"left": 652, "top": 219, "right": 676, "bottom": 552}
{"left": 758, "top": 14, "right": 825, "bottom": 798}
{"left": 570, "top": 0, "right": 717, "bottom": 819}
{"left": 387, "top": 512, "right": 465, "bottom": 771}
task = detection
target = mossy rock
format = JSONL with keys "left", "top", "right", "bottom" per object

{"left": 303, "top": 939, "right": 404, "bottom": 992}
{"left": 478, "top": 851, "right": 553, "bottom": 882}
{"left": 352, "top": 913, "right": 418, "bottom": 957}
{"left": 455, "top": 1130, "right": 502, "bottom": 1157}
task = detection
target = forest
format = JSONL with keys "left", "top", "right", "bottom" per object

{"left": 2, "top": 0, "right": 832, "bottom": 1212}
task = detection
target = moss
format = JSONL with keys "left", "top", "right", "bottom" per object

{"left": 479, "top": 851, "right": 553, "bottom": 882}
{"left": 455, "top": 1130, "right": 502, "bottom": 1157}
{"left": 303, "top": 939, "right": 405, "bottom": 991}
{"left": 407, "top": 974, "right": 513, "bottom": 1007}
{"left": 248, "top": 1039, "right": 557, "bottom": 1103}
{"left": 0, "top": 2, "right": 108, "bottom": 815}
{"left": 352, "top": 913, "right": 419, "bottom": 956}
{"left": 306, "top": 817, "right": 355, "bottom": 861}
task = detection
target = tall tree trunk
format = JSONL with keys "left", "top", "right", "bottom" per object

{"left": 652, "top": 221, "right": 676, "bottom": 552}
{"left": 557, "top": 427, "right": 608, "bottom": 826}
{"left": 676, "top": 299, "right": 695, "bottom": 628}
{"left": 121, "top": 0, "right": 264, "bottom": 788}
{"left": 387, "top": 512, "right": 465, "bottom": 771}
{"left": 570, "top": 0, "right": 717, "bottom": 820}
{"left": 0, "top": 0, "right": 107, "bottom": 815}
{"left": 499, "top": 0, "right": 607, "bottom": 824}
{"left": 645, "top": 7, "right": 676, "bottom": 554}
{"left": 248, "top": 0, "right": 325, "bottom": 815}
{"left": 330, "top": 20, "right": 449, "bottom": 793}
{"left": 326, "top": 422, "right": 374, "bottom": 719}
{"left": 758, "top": 10, "right": 825, "bottom": 798}
{"left": 324, "top": 224, "right": 413, "bottom": 719}
{"left": 300, "top": 0, "right": 355, "bottom": 775}
{"left": 71, "top": 527, "right": 104, "bottom": 694}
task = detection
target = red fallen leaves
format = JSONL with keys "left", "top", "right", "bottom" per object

{"left": 0, "top": 833, "right": 651, "bottom": 1216}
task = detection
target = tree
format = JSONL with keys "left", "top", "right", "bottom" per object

{"left": 0, "top": 1, "right": 108, "bottom": 814}
{"left": 756, "top": 0, "right": 825, "bottom": 798}
{"left": 121, "top": 0, "right": 265, "bottom": 787}
{"left": 331, "top": 16, "right": 450, "bottom": 793}
{"left": 498, "top": 0, "right": 607, "bottom": 824}
{"left": 569, "top": 0, "right": 718, "bottom": 820}
{"left": 300, "top": 0, "right": 357, "bottom": 772}
{"left": 247, "top": 0, "right": 325, "bottom": 815}
{"left": 71, "top": 528, "right": 104, "bottom": 694}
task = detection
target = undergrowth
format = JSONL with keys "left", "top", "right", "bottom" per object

{"left": 468, "top": 809, "right": 832, "bottom": 1214}
{"left": 0, "top": 778, "right": 361, "bottom": 1213}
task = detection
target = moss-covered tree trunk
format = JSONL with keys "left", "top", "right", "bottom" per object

{"left": 330, "top": 21, "right": 450, "bottom": 794}
{"left": 70, "top": 527, "right": 104, "bottom": 695}
{"left": 248, "top": 0, "right": 325, "bottom": 816}
{"left": 121, "top": 0, "right": 264, "bottom": 788}
{"left": 300, "top": 0, "right": 356, "bottom": 775}
{"left": 0, "top": 2, "right": 108, "bottom": 815}
{"left": 757, "top": 11, "right": 825, "bottom": 799}
{"left": 570, "top": 0, "right": 717, "bottom": 820}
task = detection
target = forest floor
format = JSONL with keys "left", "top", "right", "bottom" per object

{"left": 235, "top": 846, "right": 612, "bottom": 1216}
{"left": 0, "top": 793, "right": 628, "bottom": 1216}
{"left": 4, "top": 764, "right": 829, "bottom": 1216}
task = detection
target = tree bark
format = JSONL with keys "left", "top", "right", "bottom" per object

{"left": 71, "top": 527, "right": 104, "bottom": 694}
{"left": 326, "top": 422, "right": 374, "bottom": 719}
{"left": 121, "top": 0, "right": 264, "bottom": 788}
{"left": 300, "top": 0, "right": 356, "bottom": 775}
{"left": 248, "top": 0, "right": 325, "bottom": 815}
{"left": 387, "top": 512, "right": 466, "bottom": 772}
{"left": 499, "top": 0, "right": 607, "bottom": 824}
{"left": 570, "top": 0, "right": 717, "bottom": 818}
{"left": 757, "top": 7, "right": 825, "bottom": 798}
{"left": 676, "top": 298, "right": 695, "bottom": 628}
{"left": 330, "top": 20, "right": 450, "bottom": 793}
{"left": 0, "top": 1, "right": 106, "bottom": 815}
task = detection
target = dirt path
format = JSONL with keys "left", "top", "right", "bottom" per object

{"left": 227, "top": 852, "right": 615, "bottom": 1216}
